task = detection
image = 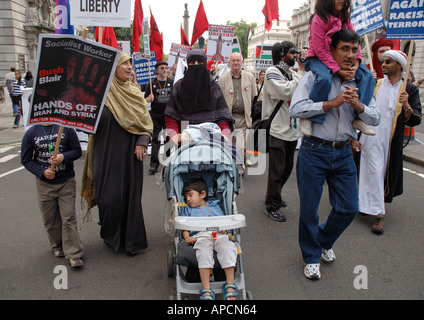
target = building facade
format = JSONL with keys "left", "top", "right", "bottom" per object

{"left": 0, "top": 0, "right": 56, "bottom": 101}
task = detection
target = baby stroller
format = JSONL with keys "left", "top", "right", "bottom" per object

{"left": 164, "top": 132, "right": 251, "bottom": 300}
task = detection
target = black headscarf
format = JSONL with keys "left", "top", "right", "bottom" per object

{"left": 165, "top": 49, "right": 233, "bottom": 125}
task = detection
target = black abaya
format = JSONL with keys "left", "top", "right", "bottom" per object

{"left": 92, "top": 107, "right": 147, "bottom": 252}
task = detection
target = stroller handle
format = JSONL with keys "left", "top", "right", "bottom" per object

{"left": 174, "top": 214, "right": 246, "bottom": 232}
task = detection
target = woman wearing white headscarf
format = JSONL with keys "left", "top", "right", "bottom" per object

{"left": 82, "top": 52, "right": 153, "bottom": 253}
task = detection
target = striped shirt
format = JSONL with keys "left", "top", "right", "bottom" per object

{"left": 12, "top": 79, "right": 25, "bottom": 97}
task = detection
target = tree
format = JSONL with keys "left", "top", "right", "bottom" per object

{"left": 114, "top": 26, "right": 134, "bottom": 52}
{"left": 226, "top": 19, "right": 257, "bottom": 59}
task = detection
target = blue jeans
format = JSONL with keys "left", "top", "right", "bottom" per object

{"left": 305, "top": 58, "right": 375, "bottom": 124}
{"left": 296, "top": 137, "right": 358, "bottom": 263}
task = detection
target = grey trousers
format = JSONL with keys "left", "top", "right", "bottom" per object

{"left": 36, "top": 176, "right": 84, "bottom": 260}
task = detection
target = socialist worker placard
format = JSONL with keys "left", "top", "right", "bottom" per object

{"left": 28, "top": 34, "right": 120, "bottom": 133}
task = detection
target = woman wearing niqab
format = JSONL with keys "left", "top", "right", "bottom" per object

{"left": 81, "top": 52, "right": 153, "bottom": 254}
{"left": 165, "top": 49, "right": 234, "bottom": 144}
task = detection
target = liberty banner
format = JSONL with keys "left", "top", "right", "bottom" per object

{"left": 386, "top": 0, "right": 424, "bottom": 39}
{"left": 69, "top": 0, "right": 131, "bottom": 27}
{"left": 28, "top": 34, "right": 120, "bottom": 133}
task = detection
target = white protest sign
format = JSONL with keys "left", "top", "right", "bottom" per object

{"left": 168, "top": 43, "right": 192, "bottom": 71}
{"left": 207, "top": 24, "right": 235, "bottom": 63}
{"left": 69, "top": 0, "right": 131, "bottom": 27}
{"left": 142, "top": 16, "right": 150, "bottom": 56}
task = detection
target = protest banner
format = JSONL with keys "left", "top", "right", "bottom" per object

{"left": 386, "top": 0, "right": 423, "bottom": 94}
{"left": 142, "top": 16, "right": 151, "bottom": 56}
{"left": 206, "top": 24, "right": 235, "bottom": 63}
{"left": 255, "top": 44, "right": 273, "bottom": 71}
{"left": 27, "top": 34, "right": 120, "bottom": 134}
{"left": 69, "top": 0, "right": 131, "bottom": 27}
{"left": 386, "top": 0, "right": 424, "bottom": 40}
{"left": 168, "top": 43, "right": 192, "bottom": 70}
{"left": 351, "top": 0, "right": 385, "bottom": 36}
{"left": 351, "top": 0, "right": 385, "bottom": 71}
{"left": 133, "top": 51, "right": 157, "bottom": 86}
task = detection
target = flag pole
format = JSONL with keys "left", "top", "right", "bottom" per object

{"left": 148, "top": 56, "right": 153, "bottom": 93}
{"left": 401, "top": 40, "right": 414, "bottom": 92}
{"left": 259, "top": 26, "right": 266, "bottom": 60}
{"left": 51, "top": 27, "right": 91, "bottom": 171}
{"left": 364, "top": 34, "right": 374, "bottom": 72}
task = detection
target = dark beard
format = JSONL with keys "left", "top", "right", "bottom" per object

{"left": 286, "top": 57, "right": 295, "bottom": 67}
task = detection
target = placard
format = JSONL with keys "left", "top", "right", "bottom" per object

{"left": 69, "top": 0, "right": 131, "bottom": 27}
{"left": 351, "top": 0, "right": 385, "bottom": 36}
{"left": 206, "top": 24, "right": 235, "bottom": 63}
{"left": 133, "top": 51, "right": 157, "bottom": 85}
{"left": 386, "top": 0, "right": 424, "bottom": 40}
{"left": 27, "top": 34, "right": 120, "bottom": 133}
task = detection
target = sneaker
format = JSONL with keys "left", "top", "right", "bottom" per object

{"left": 304, "top": 263, "right": 321, "bottom": 280}
{"left": 299, "top": 118, "right": 312, "bottom": 137}
{"left": 68, "top": 258, "right": 84, "bottom": 268}
{"left": 371, "top": 214, "right": 384, "bottom": 234}
{"left": 352, "top": 118, "right": 375, "bottom": 136}
{"left": 245, "top": 159, "right": 253, "bottom": 166}
{"left": 53, "top": 249, "right": 65, "bottom": 257}
{"left": 13, "top": 124, "right": 18, "bottom": 128}
{"left": 264, "top": 208, "right": 286, "bottom": 222}
{"left": 321, "top": 248, "right": 336, "bottom": 262}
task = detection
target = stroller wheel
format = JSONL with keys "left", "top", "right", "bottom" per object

{"left": 167, "top": 249, "right": 175, "bottom": 277}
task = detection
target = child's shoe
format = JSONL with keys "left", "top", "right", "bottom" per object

{"left": 352, "top": 118, "right": 375, "bottom": 136}
{"left": 299, "top": 118, "right": 312, "bottom": 137}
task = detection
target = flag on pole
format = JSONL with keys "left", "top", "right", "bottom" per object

{"left": 181, "top": 24, "right": 190, "bottom": 46}
{"left": 55, "top": 0, "right": 75, "bottom": 34}
{"left": 191, "top": 0, "right": 209, "bottom": 46}
{"left": 150, "top": 8, "right": 163, "bottom": 62}
{"left": 95, "top": 27, "right": 119, "bottom": 49}
{"left": 262, "top": 0, "right": 279, "bottom": 31}
{"left": 246, "top": 25, "right": 252, "bottom": 43}
{"left": 132, "top": 0, "right": 144, "bottom": 52}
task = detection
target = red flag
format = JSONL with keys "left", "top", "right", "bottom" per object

{"left": 191, "top": 0, "right": 209, "bottom": 46}
{"left": 132, "top": 0, "right": 143, "bottom": 52}
{"left": 149, "top": 8, "right": 163, "bottom": 62}
{"left": 95, "top": 27, "right": 119, "bottom": 49}
{"left": 181, "top": 24, "right": 189, "bottom": 46}
{"left": 262, "top": 0, "right": 279, "bottom": 31}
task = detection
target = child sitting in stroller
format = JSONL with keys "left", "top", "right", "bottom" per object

{"left": 181, "top": 177, "right": 238, "bottom": 300}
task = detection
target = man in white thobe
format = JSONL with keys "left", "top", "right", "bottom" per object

{"left": 358, "top": 50, "right": 422, "bottom": 234}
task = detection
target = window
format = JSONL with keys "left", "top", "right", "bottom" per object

{"left": 18, "top": 54, "right": 26, "bottom": 71}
